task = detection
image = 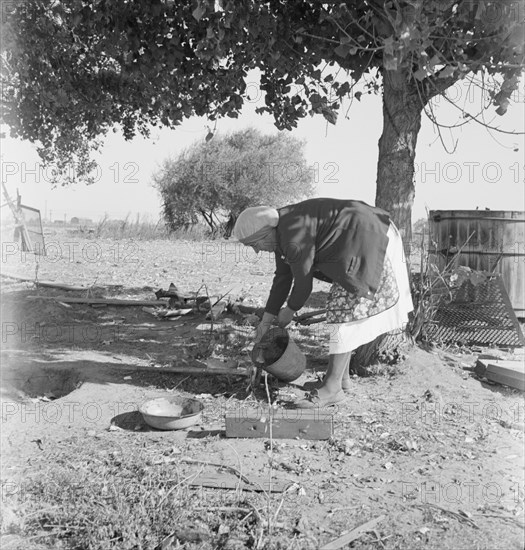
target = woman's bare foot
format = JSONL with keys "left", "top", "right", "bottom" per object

{"left": 322, "top": 375, "right": 351, "bottom": 392}
{"left": 296, "top": 386, "right": 346, "bottom": 408}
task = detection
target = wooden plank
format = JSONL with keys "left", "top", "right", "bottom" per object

{"left": 27, "top": 296, "right": 168, "bottom": 307}
{"left": 225, "top": 407, "right": 333, "bottom": 440}
{"left": 189, "top": 473, "right": 290, "bottom": 493}
{"left": 485, "top": 360, "right": 525, "bottom": 391}
{"left": 474, "top": 354, "right": 504, "bottom": 377}
{"left": 320, "top": 516, "right": 386, "bottom": 550}
{"left": 1, "top": 273, "right": 88, "bottom": 291}
{"left": 486, "top": 359, "right": 525, "bottom": 372}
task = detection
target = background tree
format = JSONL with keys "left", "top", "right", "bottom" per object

{"left": 153, "top": 128, "right": 315, "bottom": 235}
{"left": 1, "top": 1, "right": 523, "bottom": 238}
{"left": 412, "top": 217, "right": 429, "bottom": 236}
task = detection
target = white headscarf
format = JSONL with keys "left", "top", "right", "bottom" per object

{"left": 233, "top": 206, "right": 279, "bottom": 244}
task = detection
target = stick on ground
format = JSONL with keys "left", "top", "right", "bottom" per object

{"left": 26, "top": 296, "right": 169, "bottom": 307}
{"left": 320, "top": 515, "right": 386, "bottom": 550}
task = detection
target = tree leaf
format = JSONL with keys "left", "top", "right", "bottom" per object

{"left": 383, "top": 54, "right": 398, "bottom": 71}
{"left": 438, "top": 65, "right": 456, "bottom": 78}
{"left": 337, "top": 81, "right": 350, "bottom": 96}
{"left": 310, "top": 93, "right": 322, "bottom": 106}
{"left": 413, "top": 67, "right": 428, "bottom": 81}
{"left": 192, "top": 4, "right": 206, "bottom": 21}
{"left": 321, "top": 107, "right": 337, "bottom": 125}
{"left": 495, "top": 101, "right": 509, "bottom": 116}
{"left": 383, "top": 36, "right": 395, "bottom": 56}
{"left": 335, "top": 44, "right": 351, "bottom": 58}
{"left": 428, "top": 54, "right": 441, "bottom": 68}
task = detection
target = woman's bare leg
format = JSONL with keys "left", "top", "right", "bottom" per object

{"left": 323, "top": 351, "right": 352, "bottom": 390}
{"left": 317, "top": 351, "right": 352, "bottom": 397}
{"left": 341, "top": 351, "right": 353, "bottom": 390}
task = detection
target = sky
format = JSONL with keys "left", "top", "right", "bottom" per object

{"left": 1, "top": 71, "right": 524, "bottom": 224}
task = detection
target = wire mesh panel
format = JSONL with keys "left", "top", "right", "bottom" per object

{"left": 19, "top": 204, "right": 46, "bottom": 255}
{"left": 424, "top": 273, "right": 525, "bottom": 348}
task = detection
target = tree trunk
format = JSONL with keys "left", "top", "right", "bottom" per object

{"left": 199, "top": 210, "right": 216, "bottom": 233}
{"left": 351, "top": 69, "right": 423, "bottom": 373}
{"left": 375, "top": 69, "right": 423, "bottom": 243}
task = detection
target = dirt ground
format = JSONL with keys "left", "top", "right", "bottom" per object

{"left": 1, "top": 228, "right": 524, "bottom": 550}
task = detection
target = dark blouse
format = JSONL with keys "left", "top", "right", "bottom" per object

{"left": 265, "top": 198, "right": 391, "bottom": 315}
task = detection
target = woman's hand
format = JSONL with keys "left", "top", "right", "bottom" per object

{"left": 254, "top": 311, "right": 275, "bottom": 344}
{"left": 252, "top": 312, "right": 275, "bottom": 364}
{"left": 277, "top": 306, "right": 296, "bottom": 328}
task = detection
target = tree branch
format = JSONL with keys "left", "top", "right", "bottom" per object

{"left": 425, "top": 75, "right": 525, "bottom": 135}
{"left": 297, "top": 31, "right": 384, "bottom": 52}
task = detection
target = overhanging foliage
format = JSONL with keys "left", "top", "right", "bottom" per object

{"left": 2, "top": 1, "right": 522, "bottom": 184}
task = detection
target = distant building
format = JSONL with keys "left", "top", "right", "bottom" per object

{"left": 70, "top": 217, "right": 93, "bottom": 225}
